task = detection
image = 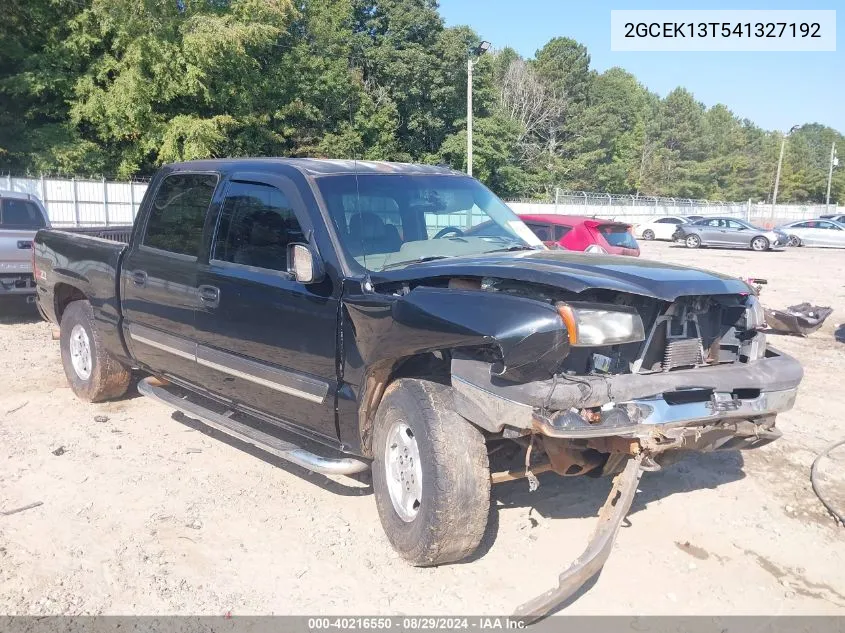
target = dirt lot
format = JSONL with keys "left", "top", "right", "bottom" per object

{"left": 1, "top": 241, "right": 844, "bottom": 616}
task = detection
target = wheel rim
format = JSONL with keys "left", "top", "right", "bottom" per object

{"left": 788, "top": 235, "right": 799, "bottom": 247}
{"left": 752, "top": 238, "right": 766, "bottom": 251}
{"left": 69, "top": 323, "right": 92, "bottom": 381}
{"left": 686, "top": 235, "right": 699, "bottom": 247}
{"left": 643, "top": 230, "right": 654, "bottom": 240}
{"left": 384, "top": 420, "right": 423, "bottom": 522}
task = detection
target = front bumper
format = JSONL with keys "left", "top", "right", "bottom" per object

{"left": 451, "top": 348, "right": 802, "bottom": 439}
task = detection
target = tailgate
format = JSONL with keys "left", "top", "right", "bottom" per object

{"left": 0, "top": 229, "right": 37, "bottom": 274}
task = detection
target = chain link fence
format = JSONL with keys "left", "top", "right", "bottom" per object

{"left": 506, "top": 188, "right": 844, "bottom": 227}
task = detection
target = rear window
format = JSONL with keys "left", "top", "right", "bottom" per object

{"left": 1, "top": 199, "right": 45, "bottom": 230}
{"left": 598, "top": 224, "right": 637, "bottom": 249}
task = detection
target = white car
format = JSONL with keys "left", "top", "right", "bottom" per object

{"left": 633, "top": 215, "right": 692, "bottom": 241}
{"left": 777, "top": 219, "right": 845, "bottom": 248}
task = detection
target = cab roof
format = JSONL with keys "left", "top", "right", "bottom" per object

{"left": 165, "top": 158, "right": 463, "bottom": 177}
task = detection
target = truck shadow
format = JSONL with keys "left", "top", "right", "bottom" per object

{"left": 169, "top": 410, "right": 373, "bottom": 498}
{"left": 490, "top": 450, "right": 745, "bottom": 524}
{"left": 465, "top": 450, "right": 745, "bottom": 565}
{"left": 0, "top": 300, "right": 41, "bottom": 324}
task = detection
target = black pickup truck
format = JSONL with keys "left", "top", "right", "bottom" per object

{"left": 34, "top": 159, "right": 803, "bottom": 619}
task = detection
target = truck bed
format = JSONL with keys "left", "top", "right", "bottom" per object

{"left": 33, "top": 228, "right": 130, "bottom": 360}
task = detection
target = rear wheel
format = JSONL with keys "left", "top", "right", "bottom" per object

{"left": 372, "top": 378, "right": 490, "bottom": 566}
{"left": 642, "top": 229, "right": 655, "bottom": 241}
{"left": 685, "top": 234, "right": 701, "bottom": 249}
{"left": 60, "top": 300, "right": 131, "bottom": 402}
{"left": 751, "top": 236, "right": 769, "bottom": 251}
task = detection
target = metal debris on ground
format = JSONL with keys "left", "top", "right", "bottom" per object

{"left": 94, "top": 415, "right": 110, "bottom": 423}
{"left": 765, "top": 303, "right": 833, "bottom": 337}
{"left": 1, "top": 501, "right": 43, "bottom": 516}
{"left": 52, "top": 446, "right": 66, "bottom": 456}
{"left": 5, "top": 401, "right": 28, "bottom": 415}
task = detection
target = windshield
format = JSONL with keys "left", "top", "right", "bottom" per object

{"left": 316, "top": 174, "right": 543, "bottom": 272}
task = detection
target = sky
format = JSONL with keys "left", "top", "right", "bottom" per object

{"left": 439, "top": 0, "right": 843, "bottom": 133}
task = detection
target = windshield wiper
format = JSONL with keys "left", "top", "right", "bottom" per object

{"left": 484, "top": 245, "right": 536, "bottom": 253}
{"left": 380, "top": 256, "right": 451, "bottom": 271}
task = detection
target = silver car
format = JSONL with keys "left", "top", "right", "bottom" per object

{"left": 674, "top": 217, "right": 787, "bottom": 251}
{"left": 0, "top": 191, "right": 50, "bottom": 302}
{"left": 777, "top": 218, "right": 845, "bottom": 248}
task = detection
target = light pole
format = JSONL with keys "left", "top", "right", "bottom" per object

{"left": 466, "top": 40, "right": 490, "bottom": 177}
{"left": 826, "top": 141, "right": 838, "bottom": 210}
{"left": 771, "top": 124, "right": 800, "bottom": 213}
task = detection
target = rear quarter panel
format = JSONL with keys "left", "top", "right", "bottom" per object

{"left": 34, "top": 229, "right": 131, "bottom": 361}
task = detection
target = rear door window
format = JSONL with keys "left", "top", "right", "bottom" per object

{"left": 143, "top": 173, "right": 218, "bottom": 256}
{"left": 598, "top": 224, "right": 637, "bottom": 249}
{"left": 524, "top": 222, "right": 553, "bottom": 242}
{"left": 1, "top": 199, "right": 46, "bottom": 229}
{"left": 212, "top": 181, "right": 305, "bottom": 272}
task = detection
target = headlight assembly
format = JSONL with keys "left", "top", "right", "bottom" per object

{"left": 745, "top": 295, "right": 766, "bottom": 330}
{"left": 556, "top": 303, "right": 646, "bottom": 347}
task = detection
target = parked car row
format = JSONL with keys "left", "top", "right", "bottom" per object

{"left": 634, "top": 213, "right": 845, "bottom": 252}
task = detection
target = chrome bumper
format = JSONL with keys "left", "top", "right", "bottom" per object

{"left": 533, "top": 387, "right": 797, "bottom": 439}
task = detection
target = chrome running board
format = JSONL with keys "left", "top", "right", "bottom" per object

{"left": 138, "top": 377, "right": 369, "bottom": 476}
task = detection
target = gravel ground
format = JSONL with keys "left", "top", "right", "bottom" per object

{"left": 1, "top": 241, "right": 844, "bottom": 616}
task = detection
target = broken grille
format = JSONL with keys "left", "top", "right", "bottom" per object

{"left": 663, "top": 337, "right": 704, "bottom": 371}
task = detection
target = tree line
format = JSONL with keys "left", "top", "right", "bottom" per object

{"left": 1, "top": 0, "right": 842, "bottom": 203}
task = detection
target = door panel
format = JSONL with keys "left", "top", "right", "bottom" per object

{"left": 193, "top": 175, "right": 339, "bottom": 441}
{"left": 121, "top": 172, "right": 219, "bottom": 385}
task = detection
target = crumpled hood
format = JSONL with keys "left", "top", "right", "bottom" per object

{"left": 372, "top": 249, "right": 751, "bottom": 301}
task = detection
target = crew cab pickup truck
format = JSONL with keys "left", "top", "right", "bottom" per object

{"left": 34, "top": 159, "right": 803, "bottom": 620}
{"left": 1, "top": 190, "right": 50, "bottom": 302}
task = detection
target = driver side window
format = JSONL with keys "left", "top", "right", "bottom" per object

{"left": 212, "top": 181, "right": 304, "bottom": 272}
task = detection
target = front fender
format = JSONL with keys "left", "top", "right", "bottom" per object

{"left": 345, "top": 286, "right": 568, "bottom": 382}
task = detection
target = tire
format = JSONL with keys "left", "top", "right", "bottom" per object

{"left": 642, "top": 229, "right": 655, "bottom": 241}
{"left": 751, "top": 236, "right": 769, "bottom": 252}
{"left": 787, "top": 234, "right": 801, "bottom": 247}
{"left": 60, "top": 300, "right": 131, "bottom": 402}
{"left": 372, "top": 378, "right": 490, "bottom": 566}
{"left": 685, "top": 234, "right": 701, "bottom": 249}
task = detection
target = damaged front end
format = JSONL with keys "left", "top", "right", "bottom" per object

{"left": 346, "top": 263, "right": 802, "bottom": 620}
{"left": 440, "top": 279, "right": 801, "bottom": 620}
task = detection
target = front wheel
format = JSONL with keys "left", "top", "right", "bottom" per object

{"left": 642, "top": 229, "right": 655, "bottom": 241}
{"left": 685, "top": 234, "right": 701, "bottom": 249}
{"left": 787, "top": 234, "right": 801, "bottom": 247}
{"left": 60, "top": 300, "right": 131, "bottom": 402}
{"left": 372, "top": 378, "right": 490, "bottom": 566}
{"left": 751, "top": 236, "right": 769, "bottom": 251}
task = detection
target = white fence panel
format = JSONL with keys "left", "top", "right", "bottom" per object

{"left": 2, "top": 175, "right": 148, "bottom": 227}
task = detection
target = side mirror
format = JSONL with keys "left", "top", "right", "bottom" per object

{"left": 288, "top": 243, "right": 325, "bottom": 284}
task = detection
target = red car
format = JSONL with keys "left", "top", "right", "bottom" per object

{"left": 518, "top": 214, "right": 640, "bottom": 257}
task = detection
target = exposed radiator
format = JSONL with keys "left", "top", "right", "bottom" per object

{"left": 663, "top": 337, "right": 703, "bottom": 371}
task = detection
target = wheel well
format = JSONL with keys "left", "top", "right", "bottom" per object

{"left": 54, "top": 283, "right": 88, "bottom": 322}
{"left": 357, "top": 351, "right": 452, "bottom": 457}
